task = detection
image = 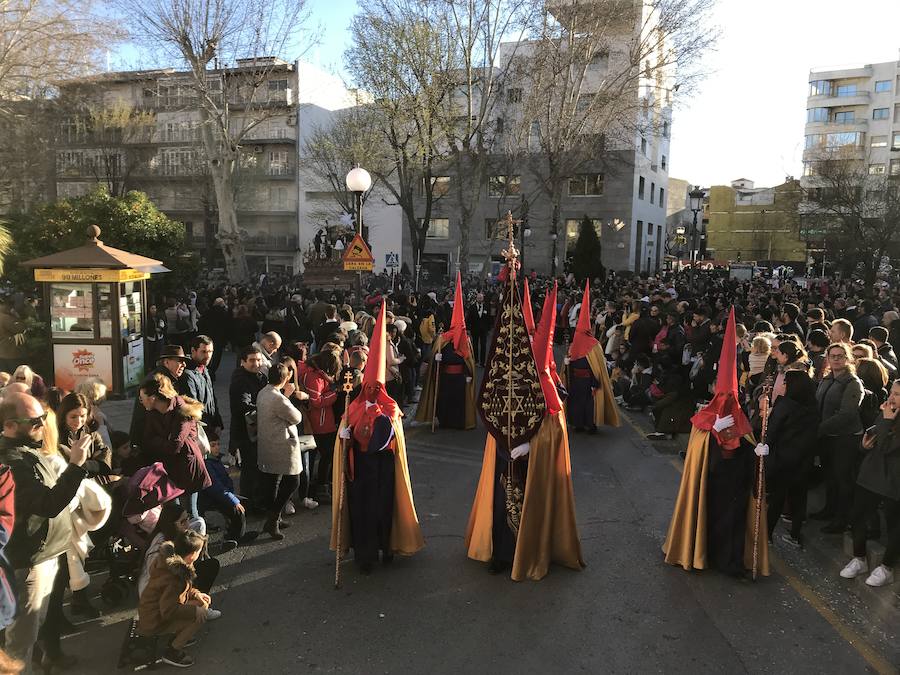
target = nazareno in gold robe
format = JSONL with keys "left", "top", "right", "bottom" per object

{"left": 561, "top": 342, "right": 620, "bottom": 428}
{"left": 330, "top": 417, "right": 425, "bottom": 557}
{"left": 465, "top": 410, "right": 585, "bottom": 581}
{"left": 662, "top": 427, "right": 769, "bottom": 575}
{"left": 414, "top": 334, "right": 477, "bottom": 429}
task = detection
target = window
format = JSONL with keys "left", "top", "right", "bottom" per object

{"left": 891, "top": 160, "right": 900, "bottom": 177}
{"left": 485, "top": 218, "right": 506, "bottom": 239}
{"left": 836, "top": 83, "right": 857, "bottom": 97}
{"left": 564, "top": 219, "right": 602, "bottom": 252}
{"left": 506, "top": 88, "right": 522, "bottom": 104}
{"left": 568, "top": 174, "right": 604, "bottom": 196}
{"left": 833, "top": 111, "right": 854, "bottom": 123}
{"left": 488, "top": 175, "right": 521, "bottom": 197}
{"left": 421, "top": 176, "right": 451, "bottom": 197}
{"left": 423, "top": 218, "right": 450, "bottom": 239}
{"left": 807, "top": 107, "right": 829, "bottom": 123}
{"left": 825, "top": 131, "right": 863, "bottom": 149}
{"left": 869, "top": 164, "right": 886, "bottom": 175}
{"left": 809, "top": 80, "right": 832, "bottom": 97}
{"left": 50, "top": 284, "right": 94, "bottom": 338}
{"left": 661, "top": 155, "right": 667, "bottom": 170}
{"left": 588, "top": 52, "right": 608, "bottom": 71}
{"left": 662, "top": 121, "right": 669, "bottom": 138}
{"left": 659, "top": 187, "right": 665, "bottom": 208}
{"left": 805, "top": 134, "right": 824, "bottom": 149}
{"left": 268, "top": 79, "right": 288, "bottom": 92}
{"left": 802, "top": 161, "right": 817, "bottom": 177}
{"left": 647, "top": 222, "right": 653, "bottom": 235}
{"left": 650, "top": 182, "right": 656, "bottom": 204}
{"left": 893, "top": 132, "right": 900, "bottom": 149}
{"left": 873, "top": 108, "right": 889, "bottom": 120}
{"left": 638, "top": 176, "right": 645, "bottom": 199}
{"left": 495, "top": 117, "right": 505, "bottom": 134}
{"left": 640, "top": 137, "right": 647, "bottom": 154}
{"left": 268, "top": 150, "right": 290, "bottom": 175}
{"left": 871, "top": 135, "right": 888, "bottom": 148}
{"left": 875, "top": 80, "right": 891, "bottom": 93}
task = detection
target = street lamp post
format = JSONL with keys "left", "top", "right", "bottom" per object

{"left": 519, "top": 196, "right": 530, "bottom": 272}
{"left": 345, "top": 165, "right": 372, "bottom": 306}
{"left": 688, "top": 187, "right": 705, "bottom": 293}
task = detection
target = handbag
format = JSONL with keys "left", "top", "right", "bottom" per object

{"left": 196, "top": 422, "right": 211, "bottom": 457}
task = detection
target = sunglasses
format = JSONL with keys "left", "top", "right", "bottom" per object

{"left": 9, "top": 412, "right": 48, "bottom": 428}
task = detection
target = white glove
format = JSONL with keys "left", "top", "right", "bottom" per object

{"left": 510, "top": 442, "right": 531, "bottom": 460}
{"left": 338, "top": 426, "right": 352, "bottom": 440}
{"left": 712, "top": 414, "right": 735, "bottom": 433}
{"left": 466, "top": 377, "right": 472, "bottom": 383}
{"left": 754, "top": 443, "right": 769, "bottom": 457}
{"left": 434, "top": 352, "right": 443, "bottom": 362}
{"left": 563, "top": 357, "right": 570, "bottom": 366}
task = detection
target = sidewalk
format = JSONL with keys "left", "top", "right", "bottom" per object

{"left": 621, "top": 404, "right": 900, "bottom": 664}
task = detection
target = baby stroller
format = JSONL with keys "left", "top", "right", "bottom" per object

{"left": 105, "top": 463, "right": 183, "bottom": 671}
{"left": 101, "top": 462, "right": 185, "bottom": 609}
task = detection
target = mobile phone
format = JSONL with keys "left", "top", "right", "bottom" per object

{"left": 865, "top": 425, "right": 877, "bottom": 436}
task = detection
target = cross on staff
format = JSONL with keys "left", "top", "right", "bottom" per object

{"left": 342, "top": 370, "right": 355, "bottom": 394}
{"left": 499, "top": 211, "right": 521, "bottom": 266}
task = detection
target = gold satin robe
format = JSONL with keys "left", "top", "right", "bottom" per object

{"left": 662, "top": 427, "right": 769, "bottom": 576}
{"left": 330, "top": 417, "right": 425, "bottom": 557}
{"left": 465, "top": 411, "right": 585, "bottom": 581}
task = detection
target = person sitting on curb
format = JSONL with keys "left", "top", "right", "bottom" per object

{"left": 138, "top": 529, "right": 211, "bottom": 669}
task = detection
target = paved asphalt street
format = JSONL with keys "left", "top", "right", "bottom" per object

{"left": 58, "top": 356, "right": 899, "bottom": 674}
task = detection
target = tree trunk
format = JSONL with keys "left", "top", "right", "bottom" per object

{"left": 195, "top": 110, "right": 249, "bottom": 284}
{"left": 550, "top": 188, "right": 562, "bottom": 277}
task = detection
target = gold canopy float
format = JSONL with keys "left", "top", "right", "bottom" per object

{"left": 23, "top": 225, "right": 170, "bottom": 396}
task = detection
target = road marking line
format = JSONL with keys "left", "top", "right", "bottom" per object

{"left": 662, "top": 435, "right": 896, "bottom": 674}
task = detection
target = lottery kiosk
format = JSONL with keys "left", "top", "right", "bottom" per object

{"left": 23, "top": 225, "right": 169, "bottom": 396}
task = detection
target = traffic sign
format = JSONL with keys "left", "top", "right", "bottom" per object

{"left": 385, "top": 252, "right": 399, "bottom": 268}
{"left": 343, "top": 234, "right": 374, "bottom": 271}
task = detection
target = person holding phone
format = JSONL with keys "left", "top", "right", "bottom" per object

{"left": 839, "top": 379, "right": 900, "bottom": 587}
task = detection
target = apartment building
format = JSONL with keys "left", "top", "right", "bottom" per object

{"left": 803, "top": 59, "right": 900, "bottom": 181}
{"left": 407, "top": 1, "right": 672, "bottom": 279}
{"left": 705, "top": 179, "right": 805, "bottom": 265}
{"left": 53, "top": 58, "right": 300, "bottom": 273}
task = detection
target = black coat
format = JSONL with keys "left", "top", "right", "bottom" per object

{"left": 765, "top": 396, "right": 819, "bottom": 468}
{"left": 0, "top": 438, "right": 87, "bottom": 569}
{"left": 228, "top": 366, "right": 266, "bottom": 445}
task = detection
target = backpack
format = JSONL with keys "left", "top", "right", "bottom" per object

{"left": 859, "top": 388, "right": 881, "bottom": 429}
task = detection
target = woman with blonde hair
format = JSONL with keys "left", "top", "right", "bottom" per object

{"left": 12, "top": 364, "right": 46, "bottom": 400}
{"left": 139, "top": 373, "right": 211, "bottom": 518}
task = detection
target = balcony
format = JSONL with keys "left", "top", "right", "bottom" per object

{"left": 809, "top": 65, "right": 873, "bottom": 81}
{"left": 808, "top": 91, "right": 871, "bottom": 108}
{"left": 243, "top": 233, "right": 298, "bottom": 250}
{"left": 805, "top": 119, "right": 868, "bottom": 133}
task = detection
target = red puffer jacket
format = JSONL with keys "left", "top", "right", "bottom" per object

{"left": 301, "top": 365, "right": 338, "bottom": 434}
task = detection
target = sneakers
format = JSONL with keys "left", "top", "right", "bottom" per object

{"left": 839, "top": 557, "right": 869, "bottom": 579}
{"left": 646, "top": 432, "right": 667, "bottom": 441}
{"left": 282, "top": 500, "right": 296, "bottom": 517}
{"left": 162, "top": 647, "right": 194, "bottom": 668}
{"left": 865, "top": 565, "right": 895, "bottom": 587}
{"left": 302, "top": 497, "right": 319, "bottom": 510}
{"left": 206, "top": 608, "right": 222, "bottom": 621}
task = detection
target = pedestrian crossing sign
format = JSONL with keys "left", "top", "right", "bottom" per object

{"left": 343, "top": 234, "right": 374, "bottom": 271}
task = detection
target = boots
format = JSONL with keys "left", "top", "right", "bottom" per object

{"left": 264, "top": 513, "right": 284, "bottom": 541}
{"left": 70, "top": 588, "right": 101, "bottom": 620}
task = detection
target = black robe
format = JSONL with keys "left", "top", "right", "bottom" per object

{"left": 490, "top": 440, "right": 528, "bottom": 565}
{"left": 435, "top": 344, "right": 471, "bottom": 429}
{"left": 706, "top": 436, "right": 754, "bottom": 575}
{"left": 348, "top": 415, "right": 395, "bottom": 566}
{"left": 566, "top": 356, "right": 598, "bottom": 429}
